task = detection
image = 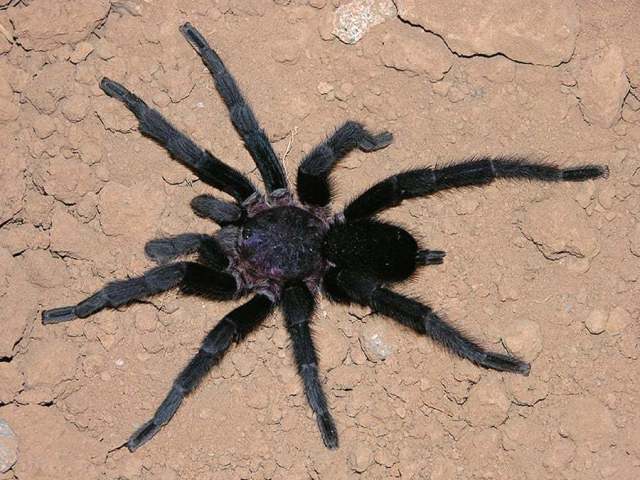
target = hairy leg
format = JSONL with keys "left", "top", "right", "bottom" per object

{"left": 100, "top": 78, "right": 256, "bottom": 202}
{"left": 328, "top": 269, "right": 530, "bottom": 375}
{"left": 180, "top": 22, "right": 287, "bottom": 192}
{"left": 282, "top": 282, "right": 338, "bottom": 449}
{"left": 297, "top": 121, "right": 392, "bottom": 206}
{"left": 145, "top": 233, "right": 208, "bottom": 264}
{"left": 344, "top": 156, "right": 608, "bottom": 219}
{"left": 127, "top": 294, "right": 274, "bottom": 451}
{"left": 190, "top": 194, "right": 244, "bottom": 226}
{"left": 42, "top": 262, "right": 237, "bottom": 324}
{"left": 145, "top": 234, "right": 229, "bottom": 270}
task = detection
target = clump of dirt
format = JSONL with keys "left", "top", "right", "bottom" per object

{"left": 1, "top": 1, "right": 639, "bottom": 479}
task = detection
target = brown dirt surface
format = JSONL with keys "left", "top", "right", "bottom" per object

{"left": 1, "top": 1, "right": 639, "bottom": 479}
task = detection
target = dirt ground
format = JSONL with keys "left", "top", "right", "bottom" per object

{"left": 1, "top": 1, "right": 639, "bottom": 479}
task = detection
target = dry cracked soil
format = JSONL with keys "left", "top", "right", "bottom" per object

{"left": 0, "top": 1, "right": 639, "bottom": 479}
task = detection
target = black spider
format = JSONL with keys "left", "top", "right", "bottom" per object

{"left": 42, "top": 23, "right": 608, "bottom": 452}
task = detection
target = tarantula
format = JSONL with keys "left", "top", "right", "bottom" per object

{"left": 42, "top": 23, "right": 608, "bottom": 451}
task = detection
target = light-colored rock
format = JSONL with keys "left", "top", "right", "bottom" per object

{"left": 584, "top": 309, "right": 607, "bottom": 334}
{"left": 333, "top": 0, "right": 396, "bottom": 44}
{"left": 380, "top": 29, "right": 453, "bottom": 82}
{"left": 577, "top": 46, "right": 630, "bottom": 128}
{"left": 501, "top": 319, "right": 543, "bottom": 361}
{"left": 359, "top": 317, "right": 393, "bottom": 362}
{"left": 0, "top": 419, "right": 17, "bottom": 473}
{"left": 317, "top": 81, "right": 334, "bottom": 95}
{"left": 395, "top": 0, "right": 579, "bottom": 66}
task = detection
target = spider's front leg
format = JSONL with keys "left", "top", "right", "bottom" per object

{"left": 297, "top": 121, "right": 392, "bottom": 207}
{"left": 180, "top": 22, "right": 287, "bottom": 193}
{"left": 324, "top": 269, "right": 530, "bottom": 375}
{"left": 144, "top": 233, "right": 229, "bottom": 270}
{"left": 128, "top": 294, "right": 274, "bottom": 451}
{"left": 190, "top": 194, "right": 245, "bottom": 226}
{"left": 100, "top": 78, "right": 257, "bottom": 202}
{"left": 42, "top": 262, "right": 237, "bottom": 324}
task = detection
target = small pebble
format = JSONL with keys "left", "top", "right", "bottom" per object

{"left": 0, "top": 419, "right": 17, "bottom": 474}
{"left": 333, "top": 0, "right": 396, "bottom": 44}
{"left": 317, "top": 81, "right": 334, "bottom": 95}
{"left": 585, "top": 309, "right": 607, "bottom": 334}
{"left": 359, "top": 318, "right": 393, "bottom": 362}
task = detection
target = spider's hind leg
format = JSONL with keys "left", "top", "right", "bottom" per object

{"left": 282, "top": 282, "right": 338, "bottom": 449}
{"left": 329, "top": 269, "right": 530, "bottom": 375}
{"left": 128, "top": 294, "right": 274, "bottom": 451}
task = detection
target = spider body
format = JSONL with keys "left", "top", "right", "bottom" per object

{"left": 324, "top": 219, "right": 419, "bottom": 283}
{"left": 239, "top": 205, "right": 326, "bottom": 282}
{"left": 42, "top": 23, "right": 608, "bottom": 452}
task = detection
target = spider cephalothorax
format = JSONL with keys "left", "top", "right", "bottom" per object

{"left": 42, "top": 23, "right": 608, "bottom": 452}
{"left": 231, "top": 194, "right": 331, "bottom": 297}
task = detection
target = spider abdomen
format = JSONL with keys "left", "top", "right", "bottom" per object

{"left": 323, "top": 219, "right": 418, "bottom": 282}
{"left": 239, "top": 206, "right": 327, "bottom": 281}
